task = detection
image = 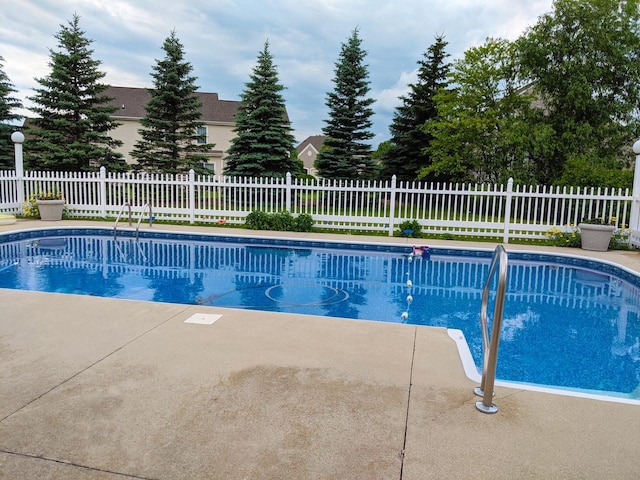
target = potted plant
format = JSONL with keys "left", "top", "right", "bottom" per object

{"left": 23, "top": 190, "right": 66, "bottom": 221}
{"left": 578, "top": 217, "right": 616, "bottom": 251}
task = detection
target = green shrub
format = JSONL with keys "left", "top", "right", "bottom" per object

{"left": 244, "top": 210, "right": 314, "bottom": 232}
{"left": 245, "top": 211, "right": 270, "bottom": 230}
{"left": 397, "top": 220, "right": 422, "bottom": 238}
{"left": 610, "top": 228, "right": 632, "bottom": 250}
{"left": 295, "top": 213, "right": 314, "bottom": 232}
{"left": 22, "top": 193, "right": 41, "bottom": 218}
{"left": 270, "top": 212, "right": 296, "bottom": 231}
{"left": 545, "top": 226, "right": 581, "bottom": 247}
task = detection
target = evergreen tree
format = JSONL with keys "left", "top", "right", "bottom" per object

{"left": 378, "top": 36, "right": 450, "bottom": 182}
{"left": 421, "top": 38, "right": 537, "bottom": 184}
{"left": 224, "top": 41, "right": 296, "bottom": 177}
{"left": 315, "top": 28, "right": 376, "bottom": 180}
{"left": 132, "top": 31, "right": 214, "bottom": 174}
{"left": 26, "top": 14, "right": 126, "bottom": 172}
{"left": 0, "top": 56, "right": 23, "bottom": 169}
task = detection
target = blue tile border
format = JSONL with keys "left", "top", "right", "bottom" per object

{"left": 2, "top": 227, "right": 639, "bottom": 287}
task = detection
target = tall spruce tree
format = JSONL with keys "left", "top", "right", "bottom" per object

{"left": 0, "top": 56, "right": 23, "bottom": 169}
{"left": 132, "top": 31, "right": 214, "bottom": 174}
{"left": 26, "top": 14, "right": 126, "bottom": 172}
{"left": 224, "top": 41, "right": 296, "bottom": 177}
{"left": 315, "top": 28, "right": 375, "bottom": 180}
{"left": 378, "top": 36, "right": 450, "bottom": 182}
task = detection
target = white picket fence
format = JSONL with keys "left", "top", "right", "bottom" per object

{"left": 0, "top": 167, "right": 638, "bottom": 244}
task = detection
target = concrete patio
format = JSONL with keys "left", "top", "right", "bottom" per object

{"left": 1, "top": 220, "right": 639, "bottom": 479}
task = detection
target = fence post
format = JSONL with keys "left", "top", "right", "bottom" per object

{"left": 631, "top": 140, "right": 640, "bottom": 231}
{"left": 99, "top": 166, "right": 107, "bottom": 217}
{"left": 189, "top": 169, "right": 196, "bottom": 224}
{"left": 502, "top": 177, "right": 514, "bottom": 244}
{"left": 388, "top": 175, "right": 397, "bottom": 237}
{"left": 285, "top": 172, "right": 292, "bottom": 213}
{"left": 12, "top": 131, "right": 25, "bottom": 208}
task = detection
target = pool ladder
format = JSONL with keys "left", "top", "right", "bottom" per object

{"left": 135, "top": 203, "right": 153, "bottom": 239}
{"left": 113, "top": 202, "right": 132, "bottom": 238}
{"left": 474, "top": 245, "right": 509, "bottom": 414}
{"left": 113, "top": 202, "right": 152, "bottom": 239}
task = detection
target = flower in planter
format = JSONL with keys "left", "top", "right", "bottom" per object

{"left": 579, "top": 216, "right": 619, "bottom": 251}
{"left": 581, "top": 216, "right": 616, "bottom": 226}
{"left": 37, "top": 190, "right": 64, "bottom": 201}
{"left": 22, "top": 190, "right": 66, "bottom": 218}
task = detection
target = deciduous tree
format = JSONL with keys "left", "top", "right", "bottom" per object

{"left": 421, "top": 38, "right": 538, "bottom": 184}
{"left": 517, "top": 0, "right": 640, "bottom": 186}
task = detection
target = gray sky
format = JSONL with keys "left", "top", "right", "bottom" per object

{"left": 1, "top": 0, "right": 553, "bottom": 146}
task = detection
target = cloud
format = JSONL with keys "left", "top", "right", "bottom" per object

{"left": 374, "top": 70, "right": 419, "bottom": 114}
{"left": 1, "top": 0, "right": 554, "bottom": 144}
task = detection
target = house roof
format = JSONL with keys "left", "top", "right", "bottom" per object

{"left": 296, "top": 135, "right": 326, "bottom": 153}
{"left": 104, "top": 86, "right": 240, "bottom": 123}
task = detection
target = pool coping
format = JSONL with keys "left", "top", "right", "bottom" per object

{"left": 2, "top": 220, "right": 640, "bottom": 479}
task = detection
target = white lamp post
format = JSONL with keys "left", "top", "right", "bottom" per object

{"left": 11, "top": 131, "right": 25, "bottom": 205}
{"left": 631, "top": 140, "right": 640, "bottom": 233}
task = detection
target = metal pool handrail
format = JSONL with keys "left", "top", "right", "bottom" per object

{"left": 135, "top": 203, "right": 153, "bottom": 239}
{"left": 113, "top": 202, "right": 131, "bottom": 239}
{"left": 474, "top": 245, "right": 509, "bottom": 414}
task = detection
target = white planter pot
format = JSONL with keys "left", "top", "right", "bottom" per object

{"left": 36, "top": 199, "right": 65, "bottom": 221}
{"left": 579, "top": 223, "right": 615, "bottom": 251}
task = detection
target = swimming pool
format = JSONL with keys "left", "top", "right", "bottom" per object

{"left": 1, "top": 227, "right": 639, "bottom": 403}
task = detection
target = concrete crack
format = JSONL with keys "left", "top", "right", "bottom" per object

{"left": 399, "top": 327, "right": 417, "bottom": 479}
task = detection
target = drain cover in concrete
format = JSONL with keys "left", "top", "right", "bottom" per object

{"left": 184, "top": 313, "right": 222, "bottom": 325}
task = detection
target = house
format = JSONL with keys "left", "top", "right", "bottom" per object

{"left": 296, "top": 135, "right": 326, "bottom": 177}
{"left": 104, "top": 86, "right": 241, "bottom": 175}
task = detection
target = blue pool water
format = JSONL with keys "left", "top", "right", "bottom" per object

{"left": 1, "top": 227, "right": 639, "bottom": 400}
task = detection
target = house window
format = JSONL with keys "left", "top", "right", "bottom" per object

{"left": 196, "top": 126, "right": 207, "bottom": 144}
